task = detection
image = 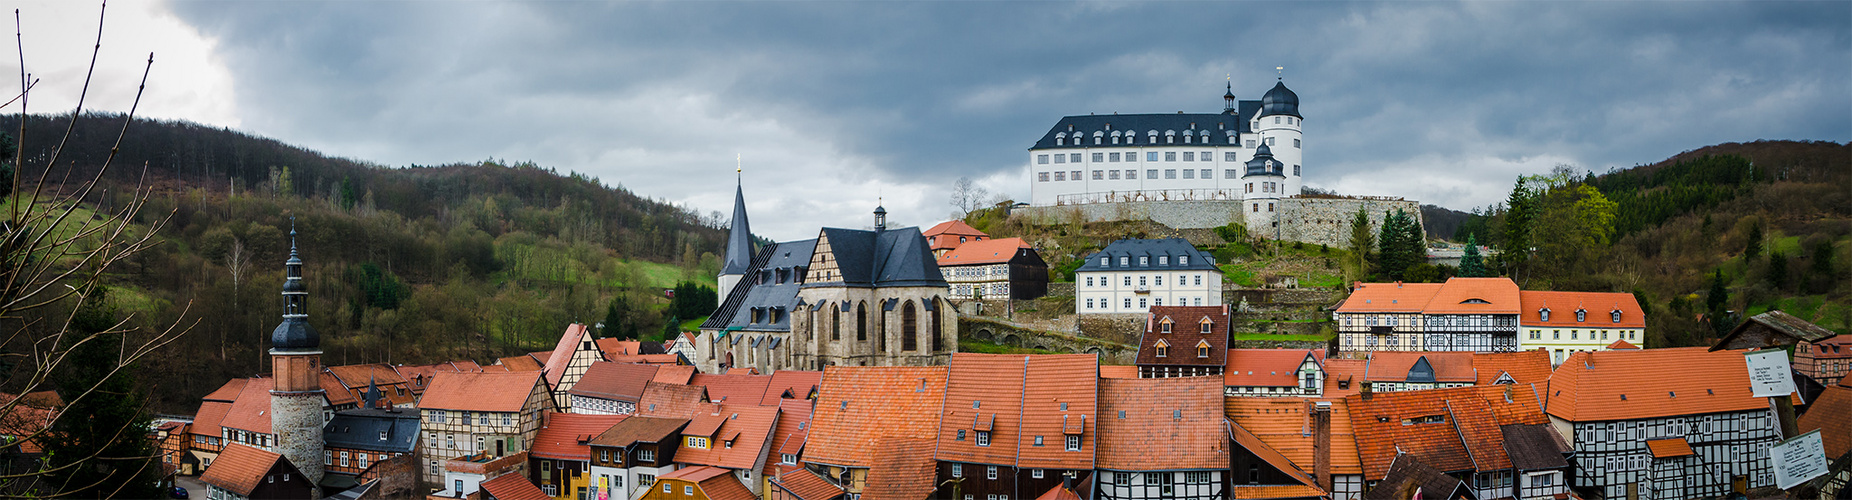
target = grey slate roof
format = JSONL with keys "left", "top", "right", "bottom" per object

{"left": 1500, "top": 424, "right": 1571, "bottom": 471}
{"left": 322, "top": 408, "right": 420, "bottom": 453}
{"left": 703, "top": 239, "right": 820, "bottom": 333}
{"left": 1245, "top": 144, "right": 1286, "bottom": 177}
{"left": 1031, "top": 105, "right": 1256, "bottom": 150}
{"left": 721, "top": 184, "right": 756, "bottom": 276}
{"left": 271, "top": 319, "right": 320, "bottom": 352}
{"left": 1075, "top": 238, "right": 1217, "bottom": 273}
{"left": 808, "top": 226, "right": 948, "bottom": 288}
{"left": 1260, "top": 81, "right": 1302, "bottom": 119}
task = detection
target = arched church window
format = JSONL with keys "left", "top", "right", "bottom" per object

{"left": 902, "top": 301, "right": 919, "bottom": 351}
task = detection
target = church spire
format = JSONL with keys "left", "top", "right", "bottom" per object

{"left": 271, "top": 218, "right": 318, "bottom": 351}
{"left": 718, "top": 170, "right": 755, "bottom": 293}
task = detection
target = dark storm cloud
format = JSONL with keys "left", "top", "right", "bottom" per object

{"left": 165, "top": 1, "right": 1848, "bottom": 239}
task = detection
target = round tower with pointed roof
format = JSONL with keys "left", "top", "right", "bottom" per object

{"left": 1242, "top": 144, "right": 1288, "bottom": 232}
{"left": 270, "top": 221, "right": 326, "bottom": 490}
{"left": 1254, "top": 76, "right": 1304, "bottom": 197}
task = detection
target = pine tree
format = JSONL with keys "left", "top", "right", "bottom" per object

{"left": 40, "top": 286, "right": 162, "bottom": 499}
{"left": 1497, "top": 177, "right": 1537, "bottom": 276}
{"left": 1706, "top": 269, "right": 1734, "bottom": 337}
{"left": 1459, "top": 234, "right": 1488, "bottom": 277}
{"left": 1767, "top": 251, "right": 1788, "bottom": 290}
{"left": 1348, "top": 208, "right": 1375, "bottom": 279}
{"left": 1744, "top": 220, "right": 1763, "bottom": 260}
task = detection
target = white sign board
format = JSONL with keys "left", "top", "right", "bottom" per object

{"left": 1772, "top": 429, "right": 1828, "bottom": 489}
{"left": 1745, "top": 348, "right": 1796, "bottom": 398}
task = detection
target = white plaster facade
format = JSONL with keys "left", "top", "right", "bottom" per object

{"left": 1077, "top": 269, "right": 1222, "bottom": 314}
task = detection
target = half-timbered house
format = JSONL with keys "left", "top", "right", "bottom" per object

{"left": 935, "top": 354, "right": 1098, "bottom": 499}
{"left": 542, "top": 323, "right": 604, "bottom": 410}
{"left": 569, "top": 362, "right": 660, "bottom": 415}
{"left": 1224, "top": 349, "right": 1325, "bottom": 397}
{"left": 419, "top": 371, "right": 556, "bottom": 484}
{"left": 1095, "top": 377, "right": 1230, "bottom": 500}
{"left": 1360, "top": 351, "right": 1474, "bottom": 393}
{"left": 1136, "top": 306, "right": 1229, "bottom": 378}
{"left": 198, "top": 443, "right": 316, "bottom": 500}
{"left": 588, "top": 415, "right": 689, "bottom": 499}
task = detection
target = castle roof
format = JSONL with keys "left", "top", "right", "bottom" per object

{"left": 1260, "top": 80, "right": 1301, "bottom": 118}
{"left": 1031, "top": 102, "right": 1262, "bottom": 150}
{"left": 1075, "top": 238, "right": 1218, "bottom": 273}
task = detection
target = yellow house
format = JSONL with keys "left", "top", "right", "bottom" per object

{"left": 1517, "top": 290, "right": 1646, "bottom": 365}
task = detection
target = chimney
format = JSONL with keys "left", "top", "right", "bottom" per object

{"left": 1312, "top": 401, "right": 1332, "bottom": 492}
{"left": 1360, "top": 383, "right": 1373, "bottom": 401}
{"left": 1395, "top": 281, "right": 1402, "bottom": 288}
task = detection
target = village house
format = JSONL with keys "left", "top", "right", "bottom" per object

{"left": 320, "top": 384, "right": 420, "bottom": 497}
{"left": 569, "top": 362, "right": 661, "bottom": 415}
{"left": 804, "top": 366, "right": 948, "bottom": 498}
{"left": 937, "top": 237, "right": 1049, "bottom": 302}
{"left": 1336, "top": 278, "right": 1521, "bottom": 353}
{"left": 589, "top": 415, "right": 690, "bottom": 499}
{"left": 1360, "top": 351, "right": 1475, "bottom": 393}
{"left": 1471, "top": 350, "right": 1553, "bottom": 386}
{"left": 1075, "top": 238, "right": 1222, "bottom": 314}
{"left": 1517, "top": 290, "right": 1647, "bottom": 365}
{"left": 671, "top": 403, "right": 781, "bottom": 495}
{"left": 419, "top": 370, "right": 556, "bottom": 484}
{"left": 935, "top": 354, "right": 1099, "bottom": 499}
{"left": 324, "top": 363, "right": 418, "bottom": 408}
{"left": 922, "top": 220, "right": 990, "bottom": 258}
{"left": 1797, "top": 335, "right": 1852, "bottom": 386}
{"left": 198, "top": 443, "right": 316, "bottom": 500}
{"left": 185, "top": 378, "right": 244, "bottom": 472}
{"left": 434, "top": 452, "right": 528, "bottom": 498}
{"left": 1224, "top": 349, "right": 1325, "bottom": 397}
{"left": 1135, "top": 306, "right": 1229, "bottom": 378}
{"left": 153, "top": 420, "right": 191, "bottom": 476}
{"left": 761, "top": 398, "right": 817, "bottom": 495}
{"left": 529, "top": 412, "right": 629, "bottom": 499}
{"left": 219, "top": 377, "right": 279, "bottom": 452}
{"left": 641, "top": 465, "right": 757, "bottom": 500}
{"left": 542, "top": 323, "right": 606, "bottom": 409}
{"left": 1095, "top": 377, "right": 1232, "bottom": 500}
{"left": 1224, "top": 397, "right": 1365, "bottom": 500}
{"left": 1349, "top": 385, "right": 1571, "bottom": 500}
{"left": 1546, "top": 347, "right": 1781, "bottom": 500}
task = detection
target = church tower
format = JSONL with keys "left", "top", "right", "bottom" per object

{"left": 269, "top": 222, "right": 325, "bottom": 489}
{"left": 718, "top": 178, "right": 755, "bottom": 295}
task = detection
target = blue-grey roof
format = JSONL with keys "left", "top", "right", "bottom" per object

{"left": 806, "top": 226, "right": 948, "bottom": 288}
{"left": 1075, "top": 238, "right": 1218, "bottom": 273}
{"left": 1260, "top": 81, "right": 1301, "bottom": 119}
{"left": 271, "top": 319, "right": 320, "bottom": 352}
{"left": 704, "top": 239, "right": 818, "bottom": 333}
{"left": 1244, "top": 144, "right": 1285, "bottom": 178}
{"left": 721, "top": 184, "right": 756, "bottom": 276}
{"left": 322, "top": 408, "right": 420, "bottom": 453}
{"left": 1031, "top": 106, "right": 1257, "bottom": 150}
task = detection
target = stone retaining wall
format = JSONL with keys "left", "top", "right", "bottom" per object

{"left": 1077, "top": 313, "right": 1146, "bottom": 345}
{"left": 1228, "top": 339, "right": 1333, "bottom": 351}
{"left": 961, "top": 317, "right": 1137, "bottom": 364}
{"left": 1015, "top": 197, "right": 1423, "bottom": 249}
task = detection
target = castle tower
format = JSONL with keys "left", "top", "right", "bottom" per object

{"left": 718, "top": 178, "right": 755, "bottom": 295}
{"left": 269, "top": 222, "right": 325, "bottom": 489}
{"left": 1256, "top": 77, "right": 1304, "bottom": 196}
{"left": 1242, "top": 144, "right": 1288, "bottom": 236}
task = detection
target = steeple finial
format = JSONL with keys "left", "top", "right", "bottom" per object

{"left": 1277, "top": 66, "right": 1284, "bottom": 80}
{"left": 288, "top": 217, "right": 299, "bottom": 259}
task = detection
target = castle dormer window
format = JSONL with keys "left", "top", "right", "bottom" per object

{"left": 1159, "top": 256, "right": 1168, "bottom": 266}
{"left": 1539, "top": 308, "right": 1550, "bottom": 322}
{"left": 1180, "top": 255, "right": 1190, "bottom": 266}
{"left": 1139, "top": 256, "right": 1148, "bottom": 266}
{"left": 1576, "top": 309, "right": 1586, "bottom": 322}
{"left": 1612, "top": 310, "right": 1622, "bottom": 323}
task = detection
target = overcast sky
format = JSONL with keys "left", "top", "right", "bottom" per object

{"left": 8, "top": 1, "right": 1848, "bottom": 241}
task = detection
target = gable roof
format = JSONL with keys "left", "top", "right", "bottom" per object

{"left": 663, "top": 465, "right": 756, "bottom": 500}
{"left": 190, "top": 401, "right": 233, "bottom": 439}
{"left": 325, "top": 363, "right": 416, "bottom": 407}
{"left": 543, "top": 323, "right": 592, "bottom": 387}
{"left": 1223, "top": 397, "right": 1364, "bottom": 475}
{"left": 637, "top": 381, "right": 710, "bottom": 419}
{"left": 772, "top": 466, "right": 844, "bottom": 500}
{"left": 1361, "top": 453, "right": 1475, "bottom": 500}
{"left": 761, "top": 370, "right": 823, "bottom": 406}
{"left": 1335, "top": 282, "right": 1442, "bottom": 314}
{"left": 1517, "top": 290, "right": 1645, "bottom": 328}
{"left": 323, "top": 407, "right": 421, "bottom": 453}
{"left": 568, "top": 362, "right": 660, "bottom": 403}
{"left": 1228, "top": 420, "right": 1322, "bottom": 490}
{"left": 1472, "top": 350, "right": 1552, "bottom": 386}
{"left": 653, "top": 365, "right": 698, "bottom": 385}
{"left": 1075, "top": 238, "right": 1218, "bottom": 273}
{"left": 203, "top": 378, "right": 249, "bottom": 402}
{"left": 1347, "top": 385, "right": 1549, "bottom": 479}
{"left": 198, "top": 443, "right": 285, "bottom": 496}
{"left": 1423, "top": 278, "right": 1520, "bottom": 315}
{"left": 936, "top": 353, "right": 1026, "bottom": 467}
{"left": 496, "top": 353, "right": 546, "bottom": 372}
{"left": 936, "top": 238, "right": 1036, "bottom": 267}
{"left": 1500, "top": 423, "right": 1571, "bottom": 471}
{"left": 673, "top": 404, "right": 780, "bottom": 470}
{"left": 763, "top": 398, "right": 814, "bottom": 476}
{"left": 1797, "top": 382, "right": 1852, "bottom": 460}
{"left": 420, "top": 371, "right": 544, "bottom": 413}
{"left": 806, "top": 366, "right": 947, "bottom": 468}
{"left": 221, "top": 377, "right": 275, "bottom": 435}
{"left": 1547, "top": 347, "right": 1776, "bottom": 422}
{"left": 1019, "top": 354, "right": 1099, "bottom": 470}
{"left": 922, "top": 220, "right": 988, "bottom": 246}
{"left": 1097, "top": 377, "right": 1227, "bottom": 470}
{"left": 1138, "top": 306, "right": 1229, "bottom": 368}
{"left": 689, "top": 374, "right": 773, "bottom": 405}
{"left": 596, "top": 338, "right": 664, "bottom": 357}
{"left": 1032, "top": 110, "right": 1257, "bottom": 151}
{"left": 478, "top": 471, "right": 551, "bottom": 500}
{"left": 861, "top": 437, "right": 939, "bottom": 500}
{"left": 1226, "top": 349, "right": 1324, "bottom": 387}
{"left": 590, "top": 415, "right": 689, "bottom": 449}
{"left": 530, "top": 412, "right": 629, "bottom": 461}
{"left": 1363, "top": 351, "right": 1475, "bottom": 384}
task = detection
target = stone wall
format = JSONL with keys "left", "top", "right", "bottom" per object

{"left": 1275, "top": 197, "right": 1424, "bottom": 249}
{"left": 359, "top": 453, "right": 419, "bottom": 499}
{"left": 270, "top": 391, "right": 326, "bottom": 485}
{"left": 961, "top": 317, "right": 1136, "bottom": 365}
{"left": 1046, "top": 282, "right": 1076, "bottom": 297}
{"left": 1228, "top": 338, "right": 1333, "bottom": 351}
{"left": 1013, "top": 196, "right": 1423, "bottom": 249}
{"left": 1076, "top": 313, "right": 1147, "bottom": 345}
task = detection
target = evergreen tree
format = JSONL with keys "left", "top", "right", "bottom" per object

{"left": 1348, "top": 208, "right": 1375, "bottom": 279}
{"left": 1705, "top": 269, "right": 1734, "bottom": 337}
{"left": 1496, "top": 177, "right": 1537, "bottom": 276}
{"left": 1767, "top": 251, "right": 1788, "bottom": 290}
{"left": 1806, "top": 239, "right": 1836, "bottom": 294}
{"left": 40, "top": 286, "right": 162, "bottom": 499}
{"left": 1459, "top": 234, "right": 1488, "bottom": 277}
{"left": 1744, "top": 220, "right": 1763, "bottom": 260}
{"left": 600, "top": 295, "right": 638, "bottom": 339}
{"left": 0, "top": 131, "right": 14, "bottom": 198}
{"left": 1375, "top": 209, "right": 1424, "bottom": 281}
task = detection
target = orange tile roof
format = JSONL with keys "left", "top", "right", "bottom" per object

{"left": 596, "top": 338, "right": 647, "bottom": 357}
{"left": 479, "top": 471, "right": 551, "bottom": 500}
{"left": 320, "top": 372, "right": 357, "bottom": 407}
{"left": 726, "top": 368, "right": 759, "bottom": 375}
{"left": 862, "top": 437, "right": 938, "bottom": 500}
{"left": 936, "top": 353, "right": 1027, "bottom": 467}
{"left": 1335, "top": 282, "right": 1442, "bottom": 313}
{"left": 590, "top": 416, "right": 690, "bottom": 448}
{"left": 1517, "top": 290, "right": 1645, "bottom": 328}
{"left": 772, "top": 466, "right": 844, "bottom": 500}
{"left": 638, "top": 381, "right": 709, "bottom": 419}
{"left": 1019, "top": 354, "right": 1099, "bottom": 470}
{"left": 1445, "top": 396, "right": 1512, "bottom": 472}
{"left": 1097, "top": 377, "right": 1226, "bottom": 470}
{"left": 654, "top": 365, "right": 698, "bottom": 385}
{"left": 1347, "top": 385, "right": 1548, "bottom": 479}
{"left": 608, "top": 353, "right": 683, "bottom": 365}
{"left": 529, "top": 412, "right": 628, "bottom": 461}
{"left": 1477, "top": 384, "right": 1550, "bottom": 426}
{"left": 497, "top": 354, "right": 545, "bottom": 372}
{"left": 1545, "top": 347, "right": 1772, "bottom": 422}
{"left": 1472, "top": 350, "right": 1552, "bottom": 386}
{"left": 1098, "top": 365, "right": 1138, "bottom": 379}
{"left": 1363, "top": 352, "right": 1475, "bottom": 384}
{"left": 1607, "top": 339, "right": 1639, "bottom": 350}
{"left": 806, "top": 366, "right": 947, "bottom": 469}
{"left": 543, "top": 323, "right": 592, "bottom": 387}
{"left": 221, "top": 377, "right": 275, "bottom": 435}
{"left": 569, "top": 362, "right": 660, "bottom": 403}
{"left": 922, "top": 220, "right": 988, "bottom": 250}
{"left": 392, "top": 364, "right": 439, "bottom": 394}
{"left": 760, "top": 370, "right": 822, "bottom": 406}
{"left": 1230, "top": 486, "right": 1327, "bottom": 499}
{"left": 690, "top": 374, "right": 773, "bottom": 405}
{"left": 1797, "top": 383, "right": 1852, "bottom": 459}
{"left": 198, "top": 443, "right": 283, "bottom": 496}
{"left": 1140, "top": 306, "right": 1230, "bottom": 368}
{"left": 190, "top": 401, "right": 233, "bottom": 439}
{"left": 1645, "top": 438, "right": 1695, "bottom": 458}
{"left": 1227, "top": 349, "right": 1324, "bottom": 387}
{"left": 1223, "top": 397, "right": 1364, "bottom": 475}
{"left": 1422, "top": 278, "right": 1520, "bottom": 315}
{"left": 325, "top": 363, "right": 416, "bottom": 406}
{"left": 662, "top": 465, "right": 757, "bottom": 500}
{"left": 937, "top": 237, "right": 1034, "bottom": 266}
{"left": 204, "top": 378, "right": 248, "bottom": 402}
{"left": 763, "top": 399, "right": 813, "bottom": 476}
{"left": 0, "top": 393, "right": 55, "bottom": 454}
{"left": 1228, "top": 419, "right": 1320, "bottom": 489}
{"left": 673, "top": 405, "right": 779, "bottom": 470}
{"left": 419, "top": 371, "right": 544, "bottom": 413}
{"left": 1323, "top": 359, "right": 1367, "bottom": 398}
{"left": 1035, "top": 484, "right": 1083, "bottom": 500}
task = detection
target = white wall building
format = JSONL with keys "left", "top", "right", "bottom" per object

{"left": 1076, "top": 238, "right": 1221, "bottom": 315}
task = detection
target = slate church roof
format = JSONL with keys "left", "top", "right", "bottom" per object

{"left": 703, "top": 239, "right": 819, "bottom": 333}
{"left": 809, "top": 227, "right": 947, "bottom": 288}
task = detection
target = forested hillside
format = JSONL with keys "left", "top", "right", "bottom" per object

{"left": 1452, "top": 140, "right": 1851, "bottom": 348}
{"left": 2, "top": 114, "right": 726, "bottom": 412}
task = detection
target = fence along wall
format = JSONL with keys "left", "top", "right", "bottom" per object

{"left": 1014, "top": 197, "right": 1423, "bottom": 249}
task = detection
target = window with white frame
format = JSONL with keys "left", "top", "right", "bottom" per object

{"left": 1066, "top": 435, "right": 1080, "bottom": 451}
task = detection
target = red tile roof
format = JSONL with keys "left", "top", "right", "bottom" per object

{"left": 1223, "top": 398, "right": 1364, "bottom": 475}
{"left": 936, "top": 353, "right": 1026, "bottom": 467}
{"left": 763, "top": 398, "right": 813, "bottom": 476}
{"left": 497, "top": 354, "right": 545, "bottom": 372}
{"left": 1335, "top": 282, "right": 1443, "bottom": 313}
{"left": 1363, "top": 352, "right": 1475, "bottom": 384}
{"left": 0, "top": 393, "right": 54, "bottom": 454}
{"left": 320, "top": 372, "right": 357, "bottom": 407}
{"left": 529, "top": 412, "right": 629, "bottom": 461}
{"left": 1138, "top": 306, "right": 1230, "bottom": 368}
{"left": 1347, "top": 385, "right": 1547, "bottom": 479}
{"left": 1226, "top": 349, "right": 1324, "bottom": 387}
{"left": 190, "top": 401, "right": 233, "bottom": 439}
{"left": 1035, "top": 484, "right": 1083, "bottom": 500}
{"left": 807, "top": 366, "right": 947, "bottom": 469}
{"left": 596, "top": 338, "right": 646, "bottom": 357}
{"left": 772, "top": 466, "right": 844, "bottom": 500}
{"left": 1607, "top": 339, "right": 1639, "bottom": 350}
{"left": 608, "top": 353, "right": 683, "bottom": 365}
{"left": 638, "top": 381, "right": 709, "bottom": 419}
{"left": 1545, "top": 347, "right": 1772, "bottom": 422}
{"left": 220, "top": 377, "right": 275, "bottom": 435}
{"left": 1098, "top": 365, "right": 1139, "bottom": 379}
{"left": 479, "top": 471, "right": 551, "bottom": 500}
{"left": 1422, "top": 277, "right": 1520, "bottom": 315}
{"left": 1472, "top": 350, "right": 1552, "bottom": 386}
{"left": 1227, "top": 420, "right": 1320, "bottom": 489}
{"left": 419, "top": 371, "right": 544, "bottom": 413}
{"left": 569, "top": 362, "right": 661, "bottom": 403}
{"left": 1323, "top": 359, "right": 1367, "bottom": 398}
{"left": 1020, "top": 354, "right": 1099, "bottom": 470}
{"left": 1230, "top": 486, "right": 1327, "bottom": 499}
{"left": 543, "top": 324, "right": 592, "bottom": 387}
{"left": 661, "top": 466, "right": 756, "bottom": 500}
{"left": 937, "top": 237, "right": 1034, "bottom": 266}
{"left": 325, "top": 363, "right": 416, "bottom": 406}
{"left": 760, "top": 370, "right": 823, "bottom": 406}
{"left": 861, "top": 437, "right": 938, "bottom": 500}
{"left": 204, "top": 378, "right": 248, "bottom": 402}
{"left": 1517, "top": 290, "right": 1645, "bottom": 328}
{"left": 198, "top": 443, "right": 283, "bottom": 496}
{"left": 690, "top": 374, "right": 773, "bottom": 405}
{"left": 1645, "top": 438, "right": 1695, "bottom": 458}
{"left": 922, "top": 220, "right": 988, "bottom": 251}
{"left": 590, "top": 416, "right": 690, "bottom": 448}
{"left": 1797, "top": 383, "right": 1852, "bottom": 459}
{"left": 674, "top": 404, "right": 780, "bottom": 471}
{"left": 1097, "top": 377, "right": 1227, "bottom": 470}
{"left": 654, "top": 365, "right": 698, "bottom": 385}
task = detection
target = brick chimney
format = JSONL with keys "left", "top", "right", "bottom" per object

{"left": 1312, "top": 401, "right": 1332, "bottom": 491}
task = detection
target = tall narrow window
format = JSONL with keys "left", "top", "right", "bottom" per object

{"left": 831, "top": 306, "right": 841, "bottom": 341}
{"left": 856, "top": 302, "right": 868, "bottom": 341}
{"left": 931, "top": 298, "right": 944, "bottom": 351}
{"left": 902, "top": 301, "right": 918, "bottom": 351}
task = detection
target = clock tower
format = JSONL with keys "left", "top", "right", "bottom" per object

{"left": 269, "top": 222, "right": 325, "bottom": 491}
